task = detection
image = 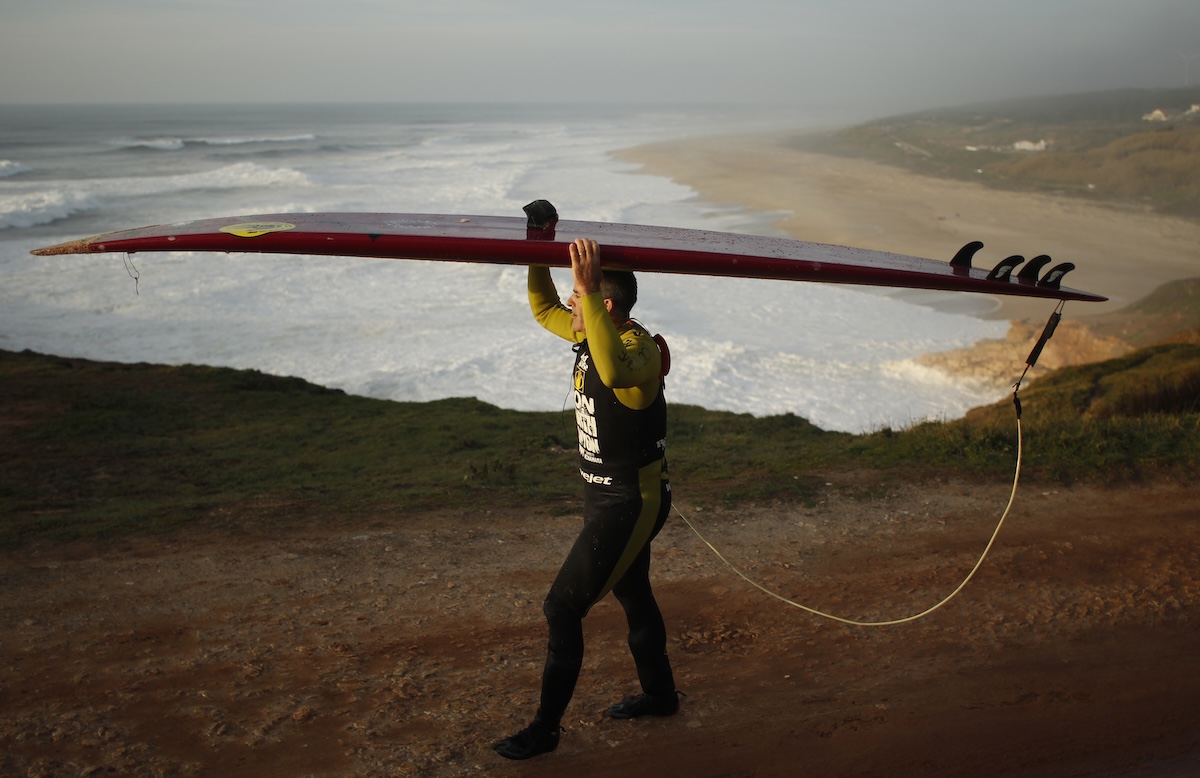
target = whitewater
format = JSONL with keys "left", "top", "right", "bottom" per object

{"left": 0, "top": 103, "right": 1009, "bottom": 433}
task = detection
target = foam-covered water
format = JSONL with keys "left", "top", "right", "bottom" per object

{"left": 0, "top": 104, "right": 1008, "bottom": 432}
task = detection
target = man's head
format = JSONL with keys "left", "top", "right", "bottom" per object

{"left": 599, "top": 270, "right": 637, "bottom": 320}
{"left": 568, "top": 270, "right": 638, "bottom": 333}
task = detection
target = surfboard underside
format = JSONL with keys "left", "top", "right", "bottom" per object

{"left": 31, "top": 211, "right": 1108, "bottom": 303}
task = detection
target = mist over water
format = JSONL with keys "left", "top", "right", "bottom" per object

{"left": 0, "top": 104, "right": 1008, "bottom": 433}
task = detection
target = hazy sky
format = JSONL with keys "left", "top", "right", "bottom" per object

{"left": 2, "top": 0, "right": 1197, "bottom": 114}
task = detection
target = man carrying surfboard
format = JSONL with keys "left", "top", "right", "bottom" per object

{"left": 493, "top": 238, "right": 680, "bottom": 760}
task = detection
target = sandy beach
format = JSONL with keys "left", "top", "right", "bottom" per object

{"left": 614, "top": 132, "right": 1200, "bottom": 323}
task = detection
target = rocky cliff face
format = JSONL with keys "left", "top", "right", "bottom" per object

{"left": 917, "top": 317, "right": 1133, "bottom": 388}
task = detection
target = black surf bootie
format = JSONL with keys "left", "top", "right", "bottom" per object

{"left": 492, "top": 718, "right": 562, "bottom": 760}
{"left": 606, "top": 691, "right": 683, "bottom": 720}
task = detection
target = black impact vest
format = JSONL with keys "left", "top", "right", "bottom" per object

{"left": 573, "top": 337, "right": 667, "bottom": 478}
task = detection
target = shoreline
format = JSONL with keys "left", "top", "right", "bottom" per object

{"left": 614, "top": 130, "right": 1200, "bottom": 324}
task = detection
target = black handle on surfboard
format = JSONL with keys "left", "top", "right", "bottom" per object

{"left": 523, "top": 200, "right": 559, "bottom": 230}
{"left": 524, "top": 200, "right": 559, "bottom": 241}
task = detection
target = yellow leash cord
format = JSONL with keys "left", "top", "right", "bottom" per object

{"left": 673, "top": 300, "right": 1070, "bottom": 626}
{"left": 673, "top": 414, "right": 1021, "bottom": 626}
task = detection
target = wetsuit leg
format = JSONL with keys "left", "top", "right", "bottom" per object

{"left": 536, "top": 468, "right": 663, "bottom": 726}
{"left": 611, "top": 475, "right": 675, "bottom": 698}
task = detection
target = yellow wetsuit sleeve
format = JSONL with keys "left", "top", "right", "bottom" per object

{"left": 580, "top": 292, "right": 662, "bottom": 410}
{"left": 528, "top": 266, "right": 583, "bottom": 343}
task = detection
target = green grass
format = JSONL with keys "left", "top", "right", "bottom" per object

{"left": 0, "top": 352, "right": 580, "bottom": 546}
{"left": 2, "top": 343, "right": 1197, "bottom": 549}
{"left": 962, "top": 342, "right": 1200, "bottom": 480}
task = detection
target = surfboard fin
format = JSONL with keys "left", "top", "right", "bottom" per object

{"left": 1017, "top": 254, "right": 1052, "bottom": 283}
{"left": 523, "top": 200, "right": 559, "bottom": 231}
{"left": 1038, "top": 262, "right": 1076, "bottom": 290}
{"left": 987, "top": 254, "right": 1025, "bottom": 281}
{"left": 950, "top": 240, "right": 985, "bottom": 270}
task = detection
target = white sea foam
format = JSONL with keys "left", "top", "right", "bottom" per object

{"left": 0, "top": 189, "right": 98, "bottom": 230}
{"left": 0, "top": 163, "right": 311, "bottom": 230}
{"left": 193, "top": 133, "right": 318, "bottom": 146}
{"left": 0, "top": 160, "right": 30, "bottom": 179}
{"left": 110, "top": 133, "right": 318, "bottom": 151}
{"left": 112, "top": 137, "right": 188, "bottom": 152}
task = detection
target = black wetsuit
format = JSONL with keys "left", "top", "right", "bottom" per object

{"left": 527, "top": 266, "right": 677, "bottom": 728}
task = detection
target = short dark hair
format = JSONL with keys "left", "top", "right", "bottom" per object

{"left": 600, "top": 270, "right": 637, "bottom": 317}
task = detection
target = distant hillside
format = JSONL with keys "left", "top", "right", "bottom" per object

{"left": 795, "top": 88, "right": 1200, "bottom": 219}
{"left": 1085, "top": 277, "right": 1200, "bottom": 347}
{"left": 902, "top": 88, "right": 1200, "bottom": 126}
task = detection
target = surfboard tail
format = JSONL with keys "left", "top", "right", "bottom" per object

{"left": 31, "top": 234, "right": 111, "bottom": 256}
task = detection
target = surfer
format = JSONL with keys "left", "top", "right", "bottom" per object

{"left": 493, "top": 238, "right": 680, "bottom": 760}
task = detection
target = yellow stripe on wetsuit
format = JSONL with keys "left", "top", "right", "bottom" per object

{"left": 596, "top": 461, "right": 666, "bottom": 601}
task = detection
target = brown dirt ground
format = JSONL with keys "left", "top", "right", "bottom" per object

{"left": 4, "top": 478, "right": 1200, "bottom": 777}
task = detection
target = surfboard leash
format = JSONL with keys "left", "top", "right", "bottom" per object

{"left": 122, "top": 252, "right": 141, "bottom": 295}
{"left": 672, "top": 300, "right": 1068, "bottom": 627}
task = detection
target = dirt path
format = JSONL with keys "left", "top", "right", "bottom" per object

{"left": 4, "top": 478, "right": 1200, "bottom": 777}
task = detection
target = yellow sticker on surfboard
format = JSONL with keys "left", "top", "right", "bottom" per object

{"left": 219, "top": 222, "right": 297, "bottom": 238}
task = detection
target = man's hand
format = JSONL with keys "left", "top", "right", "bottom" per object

{"left": 569, "top": 239, "right": 602, "bottom": 297}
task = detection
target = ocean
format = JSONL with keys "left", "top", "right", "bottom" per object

{"left": 0, "top": 103, "right": 1008, "bottom": 433}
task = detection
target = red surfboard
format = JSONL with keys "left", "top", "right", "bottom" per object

{"left": 31, "top": 201, "right": 1107, "bottom": 303}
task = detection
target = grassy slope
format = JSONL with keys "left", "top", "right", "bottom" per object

{"left": 3, "top": 341, "right": 1197, "bottom": 548}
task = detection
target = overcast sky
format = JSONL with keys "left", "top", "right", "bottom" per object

{"left": 2, "top": 0, "right": 1197, "bottom": 114}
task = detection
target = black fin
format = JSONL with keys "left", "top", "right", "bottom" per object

{"left": 950, "top": 240, "right": 985, "bottom": 268}
{"left": 1038, "top": 262, "right": 1076, "bottom": 289}
{"left": 987, "top": 254, "right": 1025, "bottom": 281}
{"left": 1017, "top": 254, "right": 1052, "bottom": 282}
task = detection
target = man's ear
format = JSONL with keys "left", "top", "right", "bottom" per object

{"left": 603, "top": 298, "right": 615, "bottom": 314}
